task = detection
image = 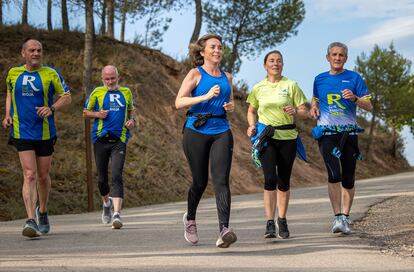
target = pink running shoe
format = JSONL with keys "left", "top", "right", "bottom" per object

{"left": 183, "top": 213, "right": 198, "bottom": 244}
{"left": 216, "top": 227, "right": 237, "bottom": 248}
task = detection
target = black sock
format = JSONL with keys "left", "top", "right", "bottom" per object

{"left": 335, "top": 213, "right": 343, "bottom": 217}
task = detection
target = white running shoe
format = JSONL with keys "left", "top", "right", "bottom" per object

{"left": 112, "top": 213, "right": 123, "bottom": 229}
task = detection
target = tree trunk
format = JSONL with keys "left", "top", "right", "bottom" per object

{"left": 189, "top": 0, "right": 202, "bottom": 44}
{"left": 47, "top": 0, "right": 53, "bottom": 30}
{"left": 0, "top": 0, "right": 3, "bottom": 26}
{"left": 61, "top": 0, "right": 69, "bottom": 31}
{"left": 106, "top": 0, "right": 114, "bottom": 38}
{"left": 120, "top": 0, "right": 127, "bottom": 42}
{"left": 391, "top": 127, "right": 398, "bottom": 158}
{"left": 84, "top": 0, "right": 95, "bottom": 212}
{"left": 365, "top": 96, "right": 378, "bottom": 158}
{"left": 365, "top": 110, "right": 376, "bottom": 158}
{"left": 99, "top": 0, "right": 106, "bottom": 35}
{"left": 22, "top": 0, "right": 28, "bottom": 25}
{"left": 228, "top": 44, "right": 238, "bottom": 74}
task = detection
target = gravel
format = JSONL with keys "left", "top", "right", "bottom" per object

{"left": 354, "top": 194, "right": 414, "bottom": 258}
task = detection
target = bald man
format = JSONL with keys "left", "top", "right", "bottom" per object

{"left": 2, "top": 38, "right": 71, "bottom": 238}
{"left": 83, "top": 65, "right": 136, "bottom": 229}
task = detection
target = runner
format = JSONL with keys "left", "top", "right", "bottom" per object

{"left": 83, "top": 65, "right": 136, "bottom": 229}
{"left": 2, "top": 38, "right": 71, "bottom": 238}
{"left": 246, "top": 50, "right": 308, "bottom": 239}
{"left": 175, "top": 33, "right": 237, "bottom": 248}
{"left": 310, "top": 42, "right": 372, "bottom": 234}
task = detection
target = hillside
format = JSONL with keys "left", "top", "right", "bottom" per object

{"left": 0, "top": 26, "right": 410, "bottom": 220}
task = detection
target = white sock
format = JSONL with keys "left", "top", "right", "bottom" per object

{"left": 113, "top": 212, "right": 120, "bottom": 217}
{"left": 103, "top": 200, "right": 111, "bottom": 207}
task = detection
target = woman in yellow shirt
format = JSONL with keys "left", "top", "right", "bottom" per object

{"left": 246, "top": 50, "right": 308, "bottom": 239}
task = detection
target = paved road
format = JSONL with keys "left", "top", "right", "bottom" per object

{"left": 1, "top": 172, "right": 413, "bottom": 272}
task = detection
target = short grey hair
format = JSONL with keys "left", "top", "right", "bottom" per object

{"left": 327, "top": 42, "right": 348, "bottom": 57}
{"left": 101, "top": 65, "right": 119, "bottom": 77}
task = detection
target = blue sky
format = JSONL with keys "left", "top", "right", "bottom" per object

{"left": 3, "top": 0, "right": 414, "bottom": 165}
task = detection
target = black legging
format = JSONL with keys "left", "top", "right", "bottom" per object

{"left": 260, "top": 138, "right": 297, "bottom": 191}
{"left": 183, "top": 128, "right": 233, "bottom": 231}
{"left": 318, "top": 134, "right": 358, "bottom": 189}
{"left": 94, "top": 139, "right": 127, "bottom": 198}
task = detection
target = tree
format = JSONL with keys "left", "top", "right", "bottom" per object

{"left": 133, "top": 0, "right": 175, "bottom": 48}
{"left": 355, "top": 44, "right": 414, "bottom": 158}
{"left": 99, "top": 0, "right": 106, "bottom": 35}
{"left": 189, "top": 0, "right": 202, "bottom": 44}
{"left": 204, "top": 0, "right": 305, "bottom": 74}
{"left": 21, "top": 0, "right": 28, "bottom": 25}
{"left": 118, "top": 0, "right": 145, "bottom": 42}
{"left": 62, "top": 0, "right": 70, "bottom": 31}
{"left": 0, "top": 0, "right": 3, "bottom": 26}
{"left": 83, "top": 0, "right": 95, "bottom": 211}
{"left": 47, "top": 0, "right": 53, "bottom": 30}
{"left": 106, "top": 0, "right": 114, "bottom": 38}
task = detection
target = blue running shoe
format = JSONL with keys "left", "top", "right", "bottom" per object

{"left": 36, "top": 206, "right": 50, "bottom": 234}
{"left": 341, "top": 215, "right": 352, "bottom": 234}
{"left": 22, "top": 219, "right": 41, "bottom": 238}
{"left": 102, "top": 197, "right": 113, "bottom": 224}
{"left": 332, "top": 215, "right": 343, "bottom": 233}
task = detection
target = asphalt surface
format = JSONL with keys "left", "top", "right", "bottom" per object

{"left": 1, "top": 172, "right": 413, "bottom": 271}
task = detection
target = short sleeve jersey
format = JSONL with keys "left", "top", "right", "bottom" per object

{"left": 313, "top": 69, "right": 371, "bottom": 126}
{"left": 85, "top": 86, "right": 135, "bottom": 144}
{"left": 247, "top": 77, "right": 307, "bottom": 140}
{"left": 5, "top": 65, "right": 70, "bottom": 140}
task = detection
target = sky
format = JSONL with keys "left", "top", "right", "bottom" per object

{"left": 3, "top": 0, "right": 414, "bottom": 165}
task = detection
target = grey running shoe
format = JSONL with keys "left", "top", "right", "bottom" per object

{"left": 332, "top": 215, "right": 343, "bottom": 233}
{"left": 112, "top": 213, "right": 123, "bottom": 229}
{"left": 341, "top": 215, "right": 352, "bottom": 234}
{"left": 183, "top": 213, "right": 198, "bottom": 244}
{"left": 102, "top": 197, "right": 113, "bottom": 224}
{"left": 264, "top": 220, "right": 276, "bottom": 238}
{"left": 277, "top": 217, "right": 290, "bottom": 239}
{"left": 35, "top": 206, "right": 50, "bottom": 234}
{"left": 22, "top": 219, "right": 41, "bottom": 238}
{"left": 216, "top": 227, "right": 237, "bottom": 248}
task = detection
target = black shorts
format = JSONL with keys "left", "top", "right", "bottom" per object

{"left": 11, "top": 137, "right": 57, "bottom": 157}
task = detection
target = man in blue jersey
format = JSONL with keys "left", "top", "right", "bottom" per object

{"left": 2, "top": 38, "right": 71, "bottom": 238}
{"left": 83, "top": 65, "right": 136, "bottom": 229}
{"left": 310, "top": 42, "right": 372, "bottom": 234}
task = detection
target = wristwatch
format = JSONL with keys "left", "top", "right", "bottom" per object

{"left": 50, "top": 106, "right": 56, "bottom": 113}
{"left": 352, "top": 96, "right": 358, "bottom": 103}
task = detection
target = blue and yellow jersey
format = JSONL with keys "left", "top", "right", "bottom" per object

{"left": 313, "top": 69, "right": 371, "bottom": 127}
{"left": 6, "top": 65, "right": 70, "bottom": 140}
{"left": 85, "top": 86, "right": 135, "bottom": 144}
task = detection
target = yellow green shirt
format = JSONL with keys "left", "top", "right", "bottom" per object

{"left": 247, "top": 77, "right": 307, "bottom": 140}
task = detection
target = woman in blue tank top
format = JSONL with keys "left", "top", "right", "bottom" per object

{"left": 175, "top": 33, "right": 237, "bottom": 248}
